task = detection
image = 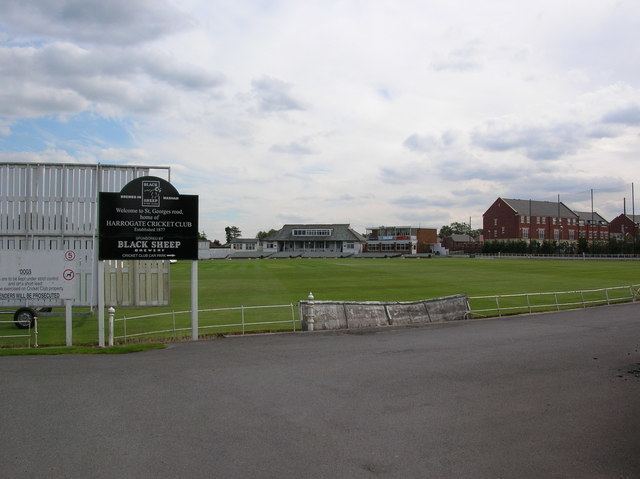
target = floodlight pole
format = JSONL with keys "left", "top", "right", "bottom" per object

{"left": 191, "top": 260, "right": 198, "bottom": 340}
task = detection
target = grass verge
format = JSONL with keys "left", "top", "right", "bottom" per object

{"left": 0, "top": 343, "right": 166, "bottom": 356}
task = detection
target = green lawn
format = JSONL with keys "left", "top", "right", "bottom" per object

{"left": 2, "top": 257, "right": 639, "bottom": 347}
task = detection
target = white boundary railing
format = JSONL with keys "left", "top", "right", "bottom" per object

{"left": 0, "top": 318, "right": 36, "bottom": 348}
{"left": 468, "top": 284, "right": 640, "bottom": 318}
{"left": 112, "top": 303, "right": 297, "bottom": 343}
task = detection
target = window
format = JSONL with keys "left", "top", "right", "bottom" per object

{"left": 552, "top": 218, "right": 557, "bottom": 225}
{"left": 522, "top": 227, "right": 529, "bottom": 239}
{"left": 292, "top": 229, "right": 332, "bottom": 236}
{"left": 344, "top": 242, "right": 354, "bottom": 250}
{"left": 568, "top": 230, "right": 574, "bottom": 240}
{"left": 538, "top": 229, "right": 545, "bottom": 239}
{"left": 520, "top": 215, "right": 525, "bottom": 223}
{"left": 554, "top": 229, "right": 560, "bottom": 240}
{"left": 501, "top": 226, "right": 505, "bottom": 234}
{"left": 246, "top": 243, "right": 256, "bottom": 250}
{"left": 494, "top": 218, "right": 498, "bottom": 226}
{"left": 536, "top": 216, "right": 541, "bottom": 224}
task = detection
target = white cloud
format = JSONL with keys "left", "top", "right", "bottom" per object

{"left": 0, "top": 0, "right": 639, "bottom": 239}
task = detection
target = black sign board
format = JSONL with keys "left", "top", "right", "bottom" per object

{"left": 99, "top": 176, "right": 198, "bottom": 260}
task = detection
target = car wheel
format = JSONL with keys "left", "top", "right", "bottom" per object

{"left": 14, "top": 308, "right": 35, "bottom": 329}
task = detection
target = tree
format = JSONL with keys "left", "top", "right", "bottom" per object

{"left": 256, "top": 228, "right": 279, "bottom": 240}
{"left": 225, "top": 226, "right": 242, "bottom": 244}
{"left": 439, "top": 225, "right": 453, "bottom": 237}
{"left": 197, "top": 231, "right": 208, "bottom": 240}
{"left": 440, "top": 222, "right": 482, "bottom": 239}
{"left": 211, "top": 239, "right": 222, "bottom": 247}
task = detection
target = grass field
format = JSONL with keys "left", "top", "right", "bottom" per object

{"left": 2, "top": 257, "right": 639, "bottom": 347}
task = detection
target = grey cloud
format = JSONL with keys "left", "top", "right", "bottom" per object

{"left": 0, "top": 84, "right": 88, "bottom": 117}
{"left": 276, "top": 213, "right": 309, "bottom": 223}
{"left": 390, "top": 195, "right": 451, "bottom": 209}
{"left": 452, "top": 187, "right": 486, "bottom": 197}
{"left": 601, "top": 105, "right": 640, "bottom": 125}
{"left": 251, "top": 76, "right": 304, "bottom": 113}
{"left": 379, "top": 163, "right": 429, "bottom": 184}
{"left": 0, "top": 0, "right": 189, "bottom": 45}
{"left": 505, "top": 174, "right": 626, "bottom": 198}
{"left": 270, "top": 141, "right": 314, "bottom": 155}
{"left": 472, "top": 121, "right": 595, "bottom": 161}
{"left": 0, "top": 43, "right": 223, "bottom": 117}
{"left": 403, "top": 131, "right": 457, "bottom": 152}
{"left": 395, "top": 210, "right": 450, "bottom": 226}
{"left": 403, "top": 134, "right": 439, "bottom": 152}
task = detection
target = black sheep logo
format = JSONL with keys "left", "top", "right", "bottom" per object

{"left": 142, "top": 181, "right": 161, "bottom": 207}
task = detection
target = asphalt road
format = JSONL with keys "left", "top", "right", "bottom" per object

{"left": 2, "top": 303, "right": 640, "bottom": 478}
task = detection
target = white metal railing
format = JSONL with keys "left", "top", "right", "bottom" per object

{"left": 0, "top": 318, "right": 36, "bottom": 348}
{"left": 468, "top": 284, "right": 640, "bottom": 318}
{"left": 112, "top": 303, "right": 298, "bottom": 343}
{"left": 473, "top": 253, "right": 640, "bottom": 260}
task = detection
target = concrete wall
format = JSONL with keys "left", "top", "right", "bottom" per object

{"left": 198, "top": 248, "right": 231, "bottom": 259}
{"left": 300, "top": 294, "right": 469, "bottom": 331}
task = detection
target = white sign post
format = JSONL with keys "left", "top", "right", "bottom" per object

{"left": 191, "top": 261, "right": 198, "bottom": 340}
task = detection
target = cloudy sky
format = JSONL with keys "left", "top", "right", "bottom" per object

{"left": 1, "top": 0, "right": 639, "bottom": 240}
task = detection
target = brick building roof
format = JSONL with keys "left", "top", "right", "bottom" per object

{"left": 573, "top": 211, "right": 609, "bottom": 225}
{"left": 502, "top": 198, "right": 578, "bottom": 219}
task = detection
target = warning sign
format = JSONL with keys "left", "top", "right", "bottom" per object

{"left": 0, "top": 251, "right": 77, "bottom": 307}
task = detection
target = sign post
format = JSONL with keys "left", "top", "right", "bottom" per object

{"left": 98, "top": 176, "right": 198, "bottom": 346}
{"left": 191, "top": 261, "right": 198, "bottom": 340}
{"left": 65, "top": 299, "right": 73, "bottom": 346}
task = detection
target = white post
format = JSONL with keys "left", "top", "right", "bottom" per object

{"left": 65, "top": 299, "right": 73, "bottom": 347}
{"left": 191, "top": 260, "right": 198, "bottom": 340}
{"left": 108, "top": 306, "right": 115, "bottom": 347}
{"left": 307, "top": 292, "right": 315, "bottom": 331}
{"left": 98, "top": 260, "right": 105, "bottom": 347}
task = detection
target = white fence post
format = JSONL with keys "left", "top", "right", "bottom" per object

{"left": 108, "top": 306, "right": 115, "bottom": 347}
{"left": 65, "top": 299, "right": 73, "bottom": 346}
{"left": 241, "top": 305, "right": 245, "bottom": 335}
{"left": 290, "top": 303, "right": 296, "bottom": 332}
{"left": 33, "top": 315, "right": 38, "bottom": 348}
{"left": 307, "top": 292, "right": 315, "bottom": 331}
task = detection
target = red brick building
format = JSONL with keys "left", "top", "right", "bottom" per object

{"left": 574, "top": 211, "right": 609, "bottom": 241}
{"left": 483, "top": 198, "right": 580, "bottom": 242}
{"left": 609, "top": 214, "right": 639, "bottom": 240}
{"left": 441, "top": 234, "right": 481, "bottom": 253}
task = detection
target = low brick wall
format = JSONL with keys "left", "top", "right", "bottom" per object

{"left": 299, "top": 295, "right": 469, "bottom": 331}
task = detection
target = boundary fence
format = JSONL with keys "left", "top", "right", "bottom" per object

{"left": 468, "top": 284, "right": 640, "bottom": 318}
{"left": 112, "top": 303, "right": 298, "bottom": 344}
{"left": 0, "top": 318, "right": 35, "bottom": 348}
{"left": 473, "top": 253, "right": 640, "bottom": 260}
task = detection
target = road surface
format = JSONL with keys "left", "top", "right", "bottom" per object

{"left": 2, "top": 303, "right": 640, "bottom": 478}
